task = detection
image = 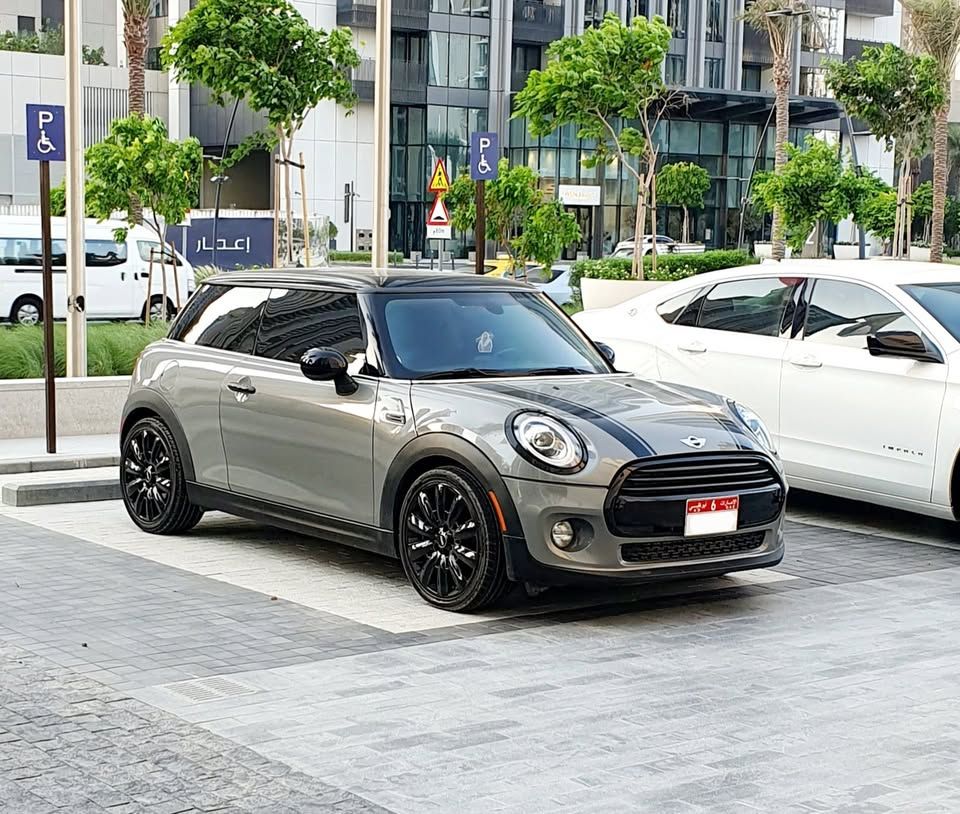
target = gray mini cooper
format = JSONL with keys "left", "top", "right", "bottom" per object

{"left": 120, "top": 269, "right": 786, "bottom": 611}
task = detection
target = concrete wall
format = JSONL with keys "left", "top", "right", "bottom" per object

{"left": 0, "top": 376, "right": 129, "bottom": 438}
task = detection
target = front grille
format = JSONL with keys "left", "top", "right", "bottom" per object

{"left": 620, "top": 531, "right": 766, "bottom": 564}
{"left": 615, "top": 454, "right": 780, "bottom": 499}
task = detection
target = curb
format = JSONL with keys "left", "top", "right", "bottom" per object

{"left": 1, "top": 478, "right": 121, "bottom": 507}
{"left": 0, "top": 455, "right": 120, "bottom": 476}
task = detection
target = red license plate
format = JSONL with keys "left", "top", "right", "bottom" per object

{"left": 685, "top": 496, "right": 740, "bottom": 537}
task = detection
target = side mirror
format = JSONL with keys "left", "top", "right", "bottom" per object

{"left": 300, "top": 348, "right": 359, "bottom": 395}
{"left": 596, "top": 341, "right": 616, "bottom": 366}
{"left": 867, "top": 330, "right": 943, "bottom": 364}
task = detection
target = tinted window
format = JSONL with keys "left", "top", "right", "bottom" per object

{"left": 0, "top": 237, "right": 66, "bottom": 266}
{"left": 657, "top": 289, "right": 702, "bottom": 324}
{"left": 698, "top": 278, "right": 796, "bottom": 336}
{"left": 137, "top": 241, "right": 181, "bottom": 265}
{"left": 806, "top": 280, "right": 921, "bottom": 349}
{"left": 170, "top": 284, "right": 268, "bottom": 353}
{"left": 255, "top": 289, "right": 366, "bottom": 368}
{"left": 86, "top": 240, "right": 127, "bottom": 267}
{"left": 903, "top": 283, "right": 960, "bottom": 342}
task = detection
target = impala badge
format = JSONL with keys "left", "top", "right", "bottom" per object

{"left": 681, "top": 436, "right": 707, "bottom": 449}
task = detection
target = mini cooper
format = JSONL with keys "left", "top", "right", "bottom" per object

{"left": 120, "top": 270, "right": 787, "bottom": 611}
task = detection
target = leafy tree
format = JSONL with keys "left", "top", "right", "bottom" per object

{"left": 742, "top": 0, "right": 804, "bottom": 261}
{"left": 823, "top": 165, "right": 891, "bottom": 243}
{"left": 857, "top": 189, "right": 897, "bottom": 247}
{"left": 826, "top": 43, "right": 945, "bottom": 257}
{"left": 512, "top": 12, "right": 673, "bottom": 279}
{"left": 912, "top": 181, "right": 934, "bottom": 242}
{"left": 84, "top": 115, "right": 202, "bottom": 254}
{"left": 50, "top": 181, "right": 96, "bottom": 218}
{"left": 902, "top": 0, "right": 960, "bottom": 262}
{"left": 656, "top": 162, "right": 710, "bottom": 243}
{"left": 752, "top": 137, "right": 843, "bottom": 255}
{"left": 446, "top": 159, "right": 580, "bottom": 270}
{"left": 162, "top": 0, "right": 360, "bottom": 264}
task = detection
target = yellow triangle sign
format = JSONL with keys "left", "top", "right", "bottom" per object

{"left": 428, "top": 159, "right": 450, "bottom": 194}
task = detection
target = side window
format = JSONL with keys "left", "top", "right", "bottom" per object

{"left": 656, "top": 288, "right": 702, "bottom": 324}
{"left": 137, "top": 241, "right": 181, "bottom": 266}
{"left": 0, "top": 237, "right": 66, "bottom": 266}
{"left": 255, "top": 289, "right": 366, "bottom": 370}
{"left": 698, "top": 278, "right": 797, "bottom": 337}
{"left": 805, "top": 280, "right": 921, "bottom": 349}
{"left": 169, "top": 284, "right": 269, "bottom": 353}
{"left": 86, "top": 240, "right": 127, "bottom": 267}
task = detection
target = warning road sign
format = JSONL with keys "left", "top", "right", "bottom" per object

{"left": 427, "top": 159, "right": 450, "bottom": 194}
{"left": 427, "top": 196, "right": 450, "bottom": 226}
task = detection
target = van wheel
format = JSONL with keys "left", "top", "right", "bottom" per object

{"left": 142, "top": 295, "right": 177, "bottom": 323}
{"left": 10, "top": 295, "right": 42, "bottom": 326}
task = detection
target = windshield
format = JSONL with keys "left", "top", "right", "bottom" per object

{"left": 903, "top": 283, "right": 960, "bottom": 342}
{"left": 372, "top": 290, "right": 612, "bottom": 379}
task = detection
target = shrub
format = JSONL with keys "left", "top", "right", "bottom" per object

{"left": 569, "top": 249, "right": 757, "bottom": 304}
{"left": 0, "top": 322, "right": 169, "bottom": 380}
{"left": 330, "top": 251, "right": 404, "bottom": 264}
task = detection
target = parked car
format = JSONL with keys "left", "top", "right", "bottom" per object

{"left": 120, "top": 269, "right": 786, "bottom": 611}
{"left": 610, "top": 235, "right": 706, "bottom": 260}
{"left": 503, "top": 264, "right": 574, "bottom": 306}
{"left": 0, "top": 216, "right": 194, "bottom": 324}
{"left": 575, "top": 259, "right": 960, "bottom": 521}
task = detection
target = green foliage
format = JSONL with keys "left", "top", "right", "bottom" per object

{"left": 329, "top": 250, "right": 404, "bottom": 264}
{"left": 447, "top": 160, "right": 579, "bottom": 270}
{"left": 912, "top": 181, "right": 934, "bottom": 222}
{"left": 49, "top": 181, "right": 98, "bottom": 218}
{"left": 657, "top": 162, "right": 711, "bottom": 242}
{"left": 0, "top": 26, "right": 107, "bottom": 63}
{"left": 824, "top": 166, "right": 891, "bottom": 226}
{"left": 162, "top": 0, "right": 359, "bottom": 165}
{"left": 825, "top": 44, "right": 944, "bottom": 156}
{"left": 752, "top": 137, "right": 843, "bottom": 252}
{"left": 857, "top": 189, "right": 897, "bottom": 242}
{"left": 84, "top": 115, "right": 202, "bottom": 244}
{"left": 0, "top": 322, "right": 168, "bottom": 380}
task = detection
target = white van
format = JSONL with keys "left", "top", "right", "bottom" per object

{"left": 0, "top": 216, "right": 195, "bottom": 325}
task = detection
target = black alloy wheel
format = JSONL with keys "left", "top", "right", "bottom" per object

{"left": 398, "top": 466, "right": 508, "bottom": 612}
{"left": 120, "top": 416, "right": 203, "bottom": 534}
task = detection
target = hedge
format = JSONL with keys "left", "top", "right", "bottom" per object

{"left": 330, "top": 251, "right": 404, "bottom": 264}
{"left": 569, "top": 250, "right": 758, "bottom": 304}
{"left": 0, "top": 322, "right": 169, "bottom": 379}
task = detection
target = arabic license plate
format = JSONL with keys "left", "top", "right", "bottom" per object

{"left": 684, "top": 496, "right": 739, "bottom": 537}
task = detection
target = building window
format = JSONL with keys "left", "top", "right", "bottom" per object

{"left": 705, "top": 0, "right": 724, "bottom": 43}
{"left": 584, "top": 0, "right": 605, "bottom": 28}
{"left": 629, "top": 0, "right": 648, "bottom": 20}
{"left": 741, "top": 64, "right": 762, "bottom": 92}
{"left": 799, "top": 67, "right": 828, "bottom": 98}
{"left": 665, "top": 55, "right": 686, "bottom": 86}
{"left": 146, "top": 47, "right": 162, "bottom": 71}
{"left": 434, "top": 0, "right": 489, "bottom": 17}
{"left": 802, "top": 7, "right": 844, "bottom": 54}
{"left": 427, "top": 105, "right": 488, "bottom": 180}
{"left": 705, "top": 57, "right": 724, "bottom": 89}
{"left": 429, "top": 32, "right": 489, "bottom": 89}
{"left": 18, "top": 15, "right": 35, "bottom": 33}
{"left": 151, "top": 0, "right": 168, "bottom": 17}
{"left": 665, "top": 0, "right": 687, "bottom": 38}
{"left": 393, "top": 31, "right": 428, "bottom": 64}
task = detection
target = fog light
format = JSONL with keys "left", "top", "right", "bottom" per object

{"left": 551, "top": 520, "right": 576, "bottom": 549}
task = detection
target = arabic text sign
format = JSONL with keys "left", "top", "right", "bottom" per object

{"left": 26, "top": 104, "right": 66, "bottom": 162}
{"left": 168, "top": 217, "right": 274, "bottom": 268}
{"left": 470, "top": 132, "right": 499, "bottom": 181}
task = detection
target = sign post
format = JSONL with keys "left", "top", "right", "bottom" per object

{"left": 470, "top": 132, "right": 499, "bottom": 275}
{"left": 427, "top": 158, "right": 451, "bottom": 267}
{"left": 26, "top": 103, "right": 66, "bottom": 455}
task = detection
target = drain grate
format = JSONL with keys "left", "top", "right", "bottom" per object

{"left": 160, "top": 675, "right": 259, "bottom": 703}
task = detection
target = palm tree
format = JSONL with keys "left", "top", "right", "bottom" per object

{"left": 742, "top": 0, "right": 804, "bottom": 262}
{"left": 122, "top": 0, "right": 152, "bottom": 116}
{"left": 902, "top": 0, "right": 960, "bottom": 263}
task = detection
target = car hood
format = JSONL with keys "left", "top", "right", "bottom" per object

{"left": 410, "top": 374, "right": 774, "bottom": 486}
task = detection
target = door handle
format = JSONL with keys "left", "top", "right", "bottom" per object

{"left": 227, "top": 380, "right": 256, "bottom": 395}
{"left": 678, "top": 342, "right": 707, "bottom": 354}
{"left": 789, "top": 355, "right": 822, "bottom": 369}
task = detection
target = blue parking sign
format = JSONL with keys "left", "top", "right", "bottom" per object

{"left": 470, "top": 131, "right": 499, "bottom": 181}
{"left": 26, "top": 104, "right": 66, "bottom": 162}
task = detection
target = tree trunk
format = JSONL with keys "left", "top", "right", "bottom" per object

{"left": 124, "top": 13, "right": 147, "bottom": 224}
{"left": 682, "top": 206, "right": 689, "bottom": 244}
{"left": 931, "top": 104, "right": 949, "bottom": 263}
{"left": 633, "top": 193, "right": 645, "bottom": 281}
{"left": 280, "top": 131, "right": 295, "bottom": 265}
{"left": 649, "top": 172, "right": 658, "bottom": 277}
{"left": 771, "top": 53, "right": 791, "bottom": 262}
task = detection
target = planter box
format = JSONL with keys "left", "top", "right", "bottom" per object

{"left": 753, "top": 243, "right": 794, "bottom": 260}
{"left": 581, "top": 277, "right": 667, "bottom": 310}
{"left": 833, "top": 244, "right": 861, "bottom": 260}
{"left": 0, "top": 376, "right": 129, "bottom": 439}
{"left": 910, "top": 246, "right": 931, "bottom": 262}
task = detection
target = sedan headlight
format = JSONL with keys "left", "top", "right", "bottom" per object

{"left": 509, "top": 412, "right": 586, "bottom": 473}
{"left": 728, "top": 400, "right": 776, "bottom": 454}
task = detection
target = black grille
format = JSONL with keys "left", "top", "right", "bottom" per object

{"left": 620, "top": 531, "right": 766, "bottom": 564}
{"left": 615, "top": 454, "right": 780, "bottom": 499}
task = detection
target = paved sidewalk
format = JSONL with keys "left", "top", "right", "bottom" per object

{"left": 0, "top": 435, "right": 117, "bottom": 462}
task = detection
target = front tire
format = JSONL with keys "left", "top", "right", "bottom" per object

{"left": 398, "top": 466, "right": 509, "bottom": 612}
{"left": 11, "top": 295, "right": 42, "bottom": 326}
{"left": 121, "top": 416, "right": 203, "bottom": 534}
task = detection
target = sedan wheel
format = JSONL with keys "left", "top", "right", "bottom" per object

{"left": 398, "top": 466, "right": 508, "bottom": 612}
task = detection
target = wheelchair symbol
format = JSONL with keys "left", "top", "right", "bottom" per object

{"left": 36, "top": 130, "right": 55, "bottom": 155}
{"left": 477, "top": 155, "right": 492, "bottom": 175}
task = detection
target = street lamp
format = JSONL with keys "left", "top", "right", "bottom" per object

{"left": 371, "top": 0, "right": 392, "bottom": 269}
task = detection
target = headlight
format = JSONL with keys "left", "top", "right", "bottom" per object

{"left": 729, "top": 400, "right": 776, "bottom": 454}
{"left": 509, "top": 412, "right": 586, "bottom": 473}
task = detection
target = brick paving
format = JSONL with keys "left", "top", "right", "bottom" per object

{"left": 2, "top": 505, "right": 960, "bottom": 812}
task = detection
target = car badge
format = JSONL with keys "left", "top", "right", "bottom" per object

{"left": 681, "top": 436, "right": 707, "bottom": 449}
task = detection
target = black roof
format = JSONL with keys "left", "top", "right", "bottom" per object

{"left": 207, "top": 267, "right": 532, "bottom": 292}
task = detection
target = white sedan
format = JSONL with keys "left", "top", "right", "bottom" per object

{"left": 574, "top": 260, "right": 960, "bottom": 521}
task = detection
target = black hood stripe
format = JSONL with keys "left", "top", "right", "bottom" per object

{"left": 482, "top": 383, "right": 655, "bottom": 458}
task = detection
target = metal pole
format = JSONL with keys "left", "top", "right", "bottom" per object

{"left": 475, "top": 181, "right": 486, "bottom": 274}
{"left": 299, "top": 151, "right": 311, "bottom": 267}
{"left": 39, "top": 161, "right": 57, "bottom": 454}
{"left": 211, "top": 98, "right": 241, "bottom": 270}
{"left": 65, "top": 0, "right": 85, "bottom": 376}
{"left": 371, "top": 0, "right": 392, "bottom": 268}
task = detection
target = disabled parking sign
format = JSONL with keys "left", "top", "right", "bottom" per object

{"left": 26, "top": 104, "right": 66, "bottom": 162}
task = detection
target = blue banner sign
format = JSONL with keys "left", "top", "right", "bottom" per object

{"left": 169, "top": 217, "right": 275, "bottom": 269}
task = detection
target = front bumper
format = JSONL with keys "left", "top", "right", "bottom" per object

{"left": 501, "top": 477, "right": 785, "bottom": 586}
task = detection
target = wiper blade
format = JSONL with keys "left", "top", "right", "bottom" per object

{"left": 417, "top": 368, "right": 505, "bottom": 380}
{"left": 524, "top": 367, "right": 594, "bottom": 376}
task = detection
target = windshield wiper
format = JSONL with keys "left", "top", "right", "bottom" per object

{"left": 417, "top": 368, "right": 506, "bottom": 380}
{"left": 524, "top": 366, "right": 595, "bottom": 376}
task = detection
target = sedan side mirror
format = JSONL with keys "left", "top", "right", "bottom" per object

{"left": 300, "top": 348, "right": 359, "bottom": 395}
{"left": 867, "top": 330, "right": 943, "bottom": 364}
{"left": 596, "top": 342, "right": 616, "bottom": 366}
